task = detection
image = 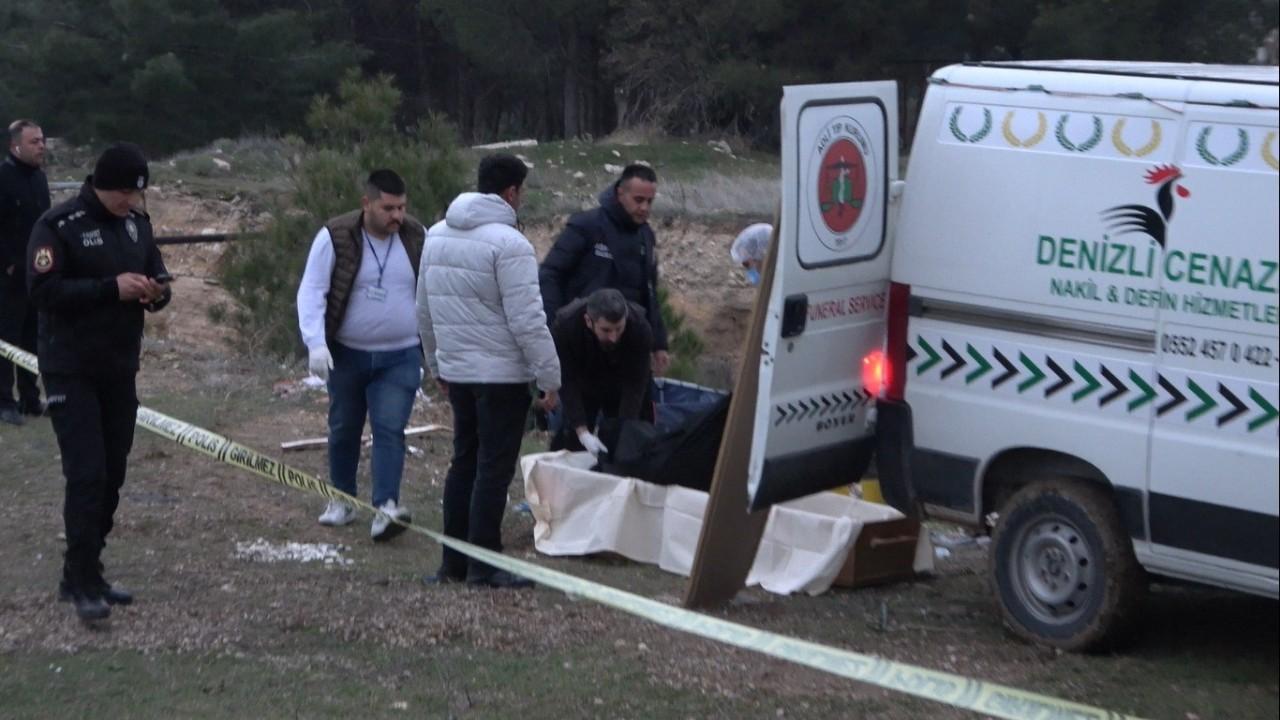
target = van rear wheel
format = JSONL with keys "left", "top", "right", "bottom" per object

{"left": 989, "top": 480, "right": 1144, "bottom": 651}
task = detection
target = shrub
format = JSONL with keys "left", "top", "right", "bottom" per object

{"left": 218, "top": 71, "right": 467, "bottom": 357}
{"left": 656, "top": 285, "right": 704, "bottom": 382}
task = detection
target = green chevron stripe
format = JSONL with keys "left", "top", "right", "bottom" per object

{"left": 922, "top": 340, "right": 1270, "bottom": 436}
{"left": 1127, "top": 370, "right": 1156, "bottom": 411}
{"left": 1248, "top": 389, "right": 1279, "bottom": 431}
{"left": 1017, "top": 353, "right": 1045, "bottom": 394}
{"left": 1186, "top": 379, "right": 1217, "bottom": 421}
{"left": 917, "top": 337, "right": 941, "bottom": 376}
{"left": 964, "top": 344, "right": 992, "bottom": 384}
{"left": 1071, "top": 361, "right": 1100, "bottom": 402}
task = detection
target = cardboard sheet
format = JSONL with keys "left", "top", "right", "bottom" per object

{"left": 683, "top": 220, "right": 781, "bottom": 607}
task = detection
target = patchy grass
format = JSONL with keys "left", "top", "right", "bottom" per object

{"left": 48, "top": 133, "right": 779, "bottom": 223}
{"left": 151, "top": 136, "right": 296, "bottom": 203}
{"left": 43, "top": 136, "right": 295, "bottom": 206}
{"left": 0, "top": 643, "right": 881, "bottom": 720}
{"left": 467, "top": 137, "right": 779, "bottom": 222}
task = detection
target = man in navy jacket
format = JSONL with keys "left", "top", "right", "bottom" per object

{"left": 539, "top": 164, "right": 670, "bottom": 376}
{"left": 0, "top": 119, "right": 51, "bottom": 424}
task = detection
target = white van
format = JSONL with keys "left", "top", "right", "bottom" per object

{"left": 750, "top": 61, "right": 1278, "bottom": 650}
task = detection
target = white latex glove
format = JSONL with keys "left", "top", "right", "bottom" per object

{"left": 577, "top": 429, "right": 609, "bottom": 456}
{"left": 308, "top": 346, "right": 334, "bottom": 382}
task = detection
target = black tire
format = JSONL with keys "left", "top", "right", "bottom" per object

{"left": 989, "top": 479, "right": 1145, "bottom": 651}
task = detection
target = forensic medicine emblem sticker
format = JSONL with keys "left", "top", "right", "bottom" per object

{"left": 808, "top": 115, "right": 879, "bottom": 255}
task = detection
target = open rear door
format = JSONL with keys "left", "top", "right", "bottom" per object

{"left": 748, "top": 81, "right": 899, "bottom": 510}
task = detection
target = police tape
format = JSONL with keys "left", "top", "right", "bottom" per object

{"left": 0, "top": 340, "right": 38, "bottom": 380}
{"left": 0, "top": 339, "right": 1143, "bottom": 720}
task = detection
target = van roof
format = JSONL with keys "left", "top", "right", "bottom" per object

{"left": 966, "top": 60, "right": 1278, "bottom": 86}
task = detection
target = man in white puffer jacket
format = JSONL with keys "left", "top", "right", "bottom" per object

{"left": 417, "top": 154, "right": 560, "bottom": 589}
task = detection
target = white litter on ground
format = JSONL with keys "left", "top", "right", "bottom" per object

{"left": 234, "top": 538, "right": 353, "bottom": 565}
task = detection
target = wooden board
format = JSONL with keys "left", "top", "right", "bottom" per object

{"left": 281, "top": 424, "right": 452, "bottom": 451}
{"left": 683, "top": 221, "right": 779, "bottom": 609}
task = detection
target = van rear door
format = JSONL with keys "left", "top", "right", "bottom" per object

{"left": 747, "top": 81, "right": 898, "bottom": 510}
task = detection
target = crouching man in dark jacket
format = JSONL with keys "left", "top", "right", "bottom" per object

{"left": 550, "top": 288, "right": 653, "bottom": 455}
{"left": 27, "top": 143, "right": 170, "bottom": 622}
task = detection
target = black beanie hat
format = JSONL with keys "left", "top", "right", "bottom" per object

{"left": 91, "top": 143, "right": 149, "bottom": 191}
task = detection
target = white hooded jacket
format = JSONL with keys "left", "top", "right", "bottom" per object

{"left": 416, "top": 192, "right": 560, "bottom": 391}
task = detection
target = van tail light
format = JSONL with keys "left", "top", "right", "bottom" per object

{"left": 875, "top": 282, "right": 911, "bottom": 402}
{"left": 862, "top": 350, "right": 889, "bottom": 398}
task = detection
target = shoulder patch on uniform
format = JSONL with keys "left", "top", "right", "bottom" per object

{"left": 33, "top": 246, "right": 54, "bottom": 273}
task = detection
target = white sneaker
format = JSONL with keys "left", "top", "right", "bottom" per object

{"left": 371, "top": 499, "right": 411, "bottom": 542}
{"left": 318, "top": 500, "right": 355, "bottom": 527}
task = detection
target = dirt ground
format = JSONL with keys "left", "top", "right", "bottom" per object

{"left": 1, "top": 195, "right": 1276, "bottom": 719}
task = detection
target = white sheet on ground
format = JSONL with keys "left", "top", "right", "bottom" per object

{"left": 520, "top": 451, "right": 932, "bottom": 596}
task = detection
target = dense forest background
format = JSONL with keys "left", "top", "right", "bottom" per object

{"left": 2, "top": 0, "right": 1277, "bottom": 155}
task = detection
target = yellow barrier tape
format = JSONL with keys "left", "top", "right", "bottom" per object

{"left": 0, "top": 339, "right": 38, "bottom": 378}
{"left": 0, "top": 339, "right": 1144, "bottom": 720}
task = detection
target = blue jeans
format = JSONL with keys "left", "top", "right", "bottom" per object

{"left": 327, "top": 343, "right": 421, "bottom": 507}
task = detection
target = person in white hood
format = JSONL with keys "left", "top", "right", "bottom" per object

{"left": 417, "top": 154, "right": 560, "bottom": 589}
{"left": 730, "top": 222, "right": 772, "bottom": 285}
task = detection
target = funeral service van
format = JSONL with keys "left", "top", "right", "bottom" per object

{"left": 749, "top": 61, "right": 1279, "bottom": 650}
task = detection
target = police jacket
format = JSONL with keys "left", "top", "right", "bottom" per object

{"left": 539, "top": 186, "right": 668, "bottom": 350}
{"left": 27, "top": 181, "right": 170, "bottom": 375}
{"left": 551, "top": 296, "right": 653, "bottom": 431}
{"left": 0, "top": 152, "right": 51, "bottom": 278}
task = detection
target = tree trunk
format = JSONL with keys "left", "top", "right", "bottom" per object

{"left": 562, "top": 29, "right": 581, "bottom": 139}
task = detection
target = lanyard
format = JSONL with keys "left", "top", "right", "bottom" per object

{"left": 362, "top": 229, "right": 394, "bottom": 288}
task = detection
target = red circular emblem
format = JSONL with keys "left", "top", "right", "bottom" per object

{"left": 817, "top": 138, "right": 867, "bottom": 234}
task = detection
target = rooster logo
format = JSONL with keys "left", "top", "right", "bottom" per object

{"left": 1101, "top": 165, "right": 1190, "bottom": 249}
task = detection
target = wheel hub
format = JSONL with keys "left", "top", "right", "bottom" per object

{"left": 1012, "top": 516, "right": 1097, "bottom": 625}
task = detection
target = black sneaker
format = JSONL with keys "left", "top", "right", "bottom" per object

{"left": 64, "top": 587, "right": 110, "bottom": 621}
{"left": 0, "top": 407, "right": 23, "bottom": 426}
{"left": 422, "top": 570, "right": 465, "bottom": 586}
{"left": 59, "top": 579, "right": 133, "bottom": 606}
{"left": 466, "top": 569, "right": 534, "bottom": 589}
{"left": 98, "top": 582, "right": 133, "bottom": 606}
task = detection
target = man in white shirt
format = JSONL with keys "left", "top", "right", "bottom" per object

{"left": 296, "top": 169, "right": 423, "bottom": 541}
{"left": 417, "top": 155, "right": 560, "bottom": 588}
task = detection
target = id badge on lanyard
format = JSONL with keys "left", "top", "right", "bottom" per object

{"left": 363, "top": 229, "right": 394, "bottom": 303}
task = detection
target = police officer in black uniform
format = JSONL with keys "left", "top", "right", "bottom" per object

{"left": 27, "top": 143, "right": 171, "bottom": 622}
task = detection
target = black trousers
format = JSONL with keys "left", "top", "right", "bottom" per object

{"left": 0, "top": 273, "right": 40, "bottom": 410}
{"left": 44, "top": 372, "right": 138, "bottom": 591}
{"left": 439, "top": 382, "right": 530, "bottom": 580}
